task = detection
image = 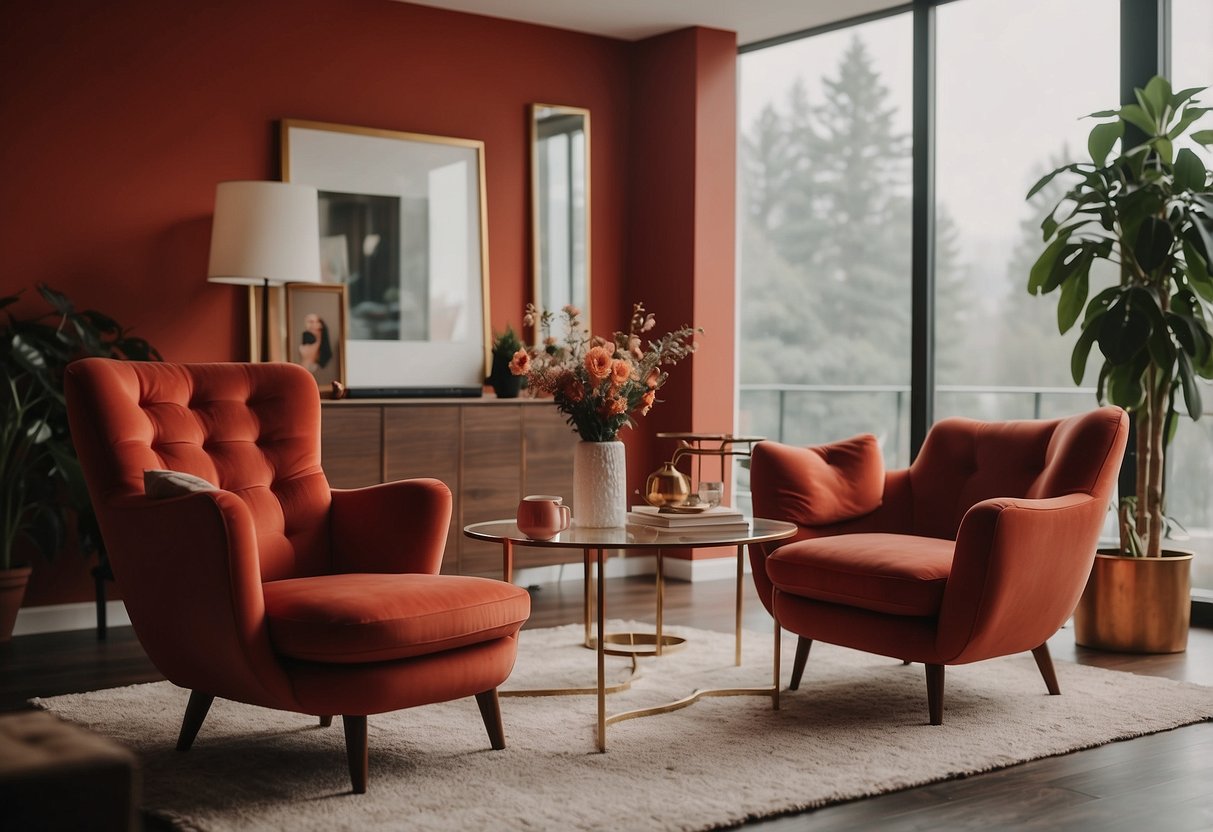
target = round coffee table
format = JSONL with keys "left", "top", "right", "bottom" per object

{"left": 463, "top": 518, "right": 797, "bottom": 751}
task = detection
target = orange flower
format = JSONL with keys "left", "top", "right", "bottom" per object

{"left": 585, "top": 345, "right": 613, "bottom": 381}
{"left": 509, "top": 349, "right": 531, "bottom": 375}
{"left": 646, "top": 370, "right": 661, "bottom": 388}
{"left": 562, "top": 376, "right": 585, "bottom": 403}
{"left": 607, "top": 396, "right": 628, "bottom": 415}
{"left": 639, "top": 389, "right": 656, "bottom": 415}
{"left": 610, "top": 358, "right": 633, "bottom": 387}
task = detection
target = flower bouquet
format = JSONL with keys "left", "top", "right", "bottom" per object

{"left": 510, "top": 303, "right": 700, "bottom": 442}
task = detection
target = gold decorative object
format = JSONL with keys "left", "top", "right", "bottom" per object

{"left": 644, "top": 461, "right": 691, "bottom": 507}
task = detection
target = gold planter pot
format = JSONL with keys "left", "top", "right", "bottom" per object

{"left": 1073, "top": 549, "right": 1193, "bottom": 654}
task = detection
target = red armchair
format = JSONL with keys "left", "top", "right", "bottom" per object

{"left": 749, "top": 408, "right": 1128, "bottom": 724}
{"left": 65, "top": 359, "right": 530, "bottom": 792}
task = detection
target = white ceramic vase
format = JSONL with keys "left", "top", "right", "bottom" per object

{"left": 573, "top": 440, "right": 627, "bottom": 528}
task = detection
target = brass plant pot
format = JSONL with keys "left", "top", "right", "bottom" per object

{"left": 1073, "top": 549, "right": 1193, "bottom": 653}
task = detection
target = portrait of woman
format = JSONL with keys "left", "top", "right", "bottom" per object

{"left": 285, "top": 283, "right": 347, "bottom": 392}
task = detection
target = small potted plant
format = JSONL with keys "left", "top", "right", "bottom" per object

{"left": 1027, "top": 76, "right": 1213, "bottom": 652}
{"left": 0, "top": 285, "right": 160, "bottom": 640}
{"left": 487, "top": 324, "right": 524, "bottom": 398}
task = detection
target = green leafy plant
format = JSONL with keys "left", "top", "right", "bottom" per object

{"left": 1, "top": 284, "right": 161, "bottom": 571}
{"left": 490, "top": 324, "right": 523, "bottom": 360}
{"left": 1028, "top": 76, "right": 1213, "bottom": 557}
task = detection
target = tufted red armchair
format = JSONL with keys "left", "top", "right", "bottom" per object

{"left": 65, "top": 359, "right": 530, "bottom": 792}
{"left": 749, "top": 407, "right": 1128, "bottom": 724}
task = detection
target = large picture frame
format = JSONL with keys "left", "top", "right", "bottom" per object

{"left": 285, "top": 282, "right": 347, "bottom": 393}
{"left": 281, "top": 119, "right": 490, "bottom": 391}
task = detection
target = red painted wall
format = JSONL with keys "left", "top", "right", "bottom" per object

{"left": 626, "top": 28, "right": 738, "bottom": 560}
{"left": 0, "top": 0, "right": 739, "bottom": 605}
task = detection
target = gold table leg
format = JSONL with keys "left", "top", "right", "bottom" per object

{"left": 655, "top": 549, "right": 664, "bottom": 656}
{"left": 583, "top": 548, "right": 592, "bottom": 648}
{"left": 735, "top": 544, "right": 744, "bottom": 667}
{"left": 597, "top": 546, "right": 606, "bottom": 752}
{"left": 773, "top": 611, "right": 782, "bottom": 711}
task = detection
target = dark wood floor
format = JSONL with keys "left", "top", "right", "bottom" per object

{"left": 3, "top": 574, "right": 1211, "bottom": 831}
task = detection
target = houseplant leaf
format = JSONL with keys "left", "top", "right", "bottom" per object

{"left": 1173, "top": 148, "right": 1207, "bottom": 193}
{"left": 1088, "top": 120, "right": 1123, "bottom": 167}
{"left": 1133, "top": 216, "right": 1174, "bottom": 273}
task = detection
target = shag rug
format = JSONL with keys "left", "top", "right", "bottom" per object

{"left": 35, "top": 622, "right": 1213, "bottom": 831}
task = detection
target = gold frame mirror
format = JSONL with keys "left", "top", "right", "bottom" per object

{"left": 530, "top": 104, "right": 590, "bottom": 341}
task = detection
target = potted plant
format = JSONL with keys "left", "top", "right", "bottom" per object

{"left": 487, "top": 325, "right": 524, "bottom": 399}
{"left": 1028, "top": 76, "right": 1213, "bottom": 652}
{"left": 0, "top": 284, "right": 160, "bottom": 640}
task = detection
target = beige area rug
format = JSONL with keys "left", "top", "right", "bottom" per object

{"left": 35, "top": 622, "right": 1213, "bottom": 831}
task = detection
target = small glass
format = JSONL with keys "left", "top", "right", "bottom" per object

{"left": 697, "top": 481, "right": 724, "bottom": 508}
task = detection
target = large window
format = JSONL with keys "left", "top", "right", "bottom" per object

{"left": 737, "top": 0, "right": 1213, "bottom": 594}
{"left": 933, "top": 0, "right": 1118, "bottom": 422}
{"left": 738, "top": 13, "right": 913, "bottom": 480}
{"left": 1168, "top": 0, "right": 1213, "bottom": 592}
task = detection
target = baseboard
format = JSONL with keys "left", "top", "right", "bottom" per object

{"left": 513, "top": 554, "right": 656, "bottom": 587}
{"left": 13, "top": 600, "right": 130, "bottom": 636}
{"left": 664, "top": 554, "right": 751, "bottom": 583}
{"left": 13, "top": 555, "right": 748, "bottom": 635}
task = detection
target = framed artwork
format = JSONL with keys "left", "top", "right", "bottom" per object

{"left": 285, "top": 282, "right": 347, "bottom": 392}
{"left": 281, "top": 119, "right": 490, "bottom": 391}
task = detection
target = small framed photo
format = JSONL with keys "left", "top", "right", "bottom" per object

{"left": 285, "top": 282, "right": 348, "bottom": 393}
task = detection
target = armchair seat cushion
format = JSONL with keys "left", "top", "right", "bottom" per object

{"left": 768, "top": 533, "right": 953, "bottom": 617}
{"left": 264, "top": 574, "right": 530, "bottom": 664}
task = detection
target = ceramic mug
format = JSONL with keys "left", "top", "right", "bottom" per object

{"left": 516, "top": 495, "right": 571, "bottom": 541}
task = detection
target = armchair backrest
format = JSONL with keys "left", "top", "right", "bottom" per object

{"left": 65, "top": 359, "right": 332, "bottom": 581}
{"left": 908, "top": 406, "right": 1127, "bottom": 540}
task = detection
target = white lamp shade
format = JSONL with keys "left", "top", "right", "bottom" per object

{"left": 206, "top": 180, "right": 322, "bottom": 286}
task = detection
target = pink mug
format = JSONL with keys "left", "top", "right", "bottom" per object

{"left": 516, "top": 495, "right": 571, "bottom": 541}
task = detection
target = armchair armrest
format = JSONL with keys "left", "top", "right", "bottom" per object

{"left": 329, "top": 478, "right": 453, "bottom": 575}
{"left": 750, "top": 435, "right": 885, "bottom": 528}
{"left": 100, "top": 490, "right": 293, "bottom": 708}
{"left": 937, "top": 493, "right": 1108, "bottom": 662}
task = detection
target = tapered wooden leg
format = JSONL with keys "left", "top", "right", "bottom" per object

{"left": 926, "top": 664, "right": 945, "bottom": 726}
{"left": 902, "top": 659, "right": 912, "bottom": 665}
{"left": 318, "top": 715, "right": 333, "bottom": 727}
{"left": 1031, "top": 643, "right": 1061, "bottom": 695}
{"left": 176, "top": 691, "right": 214, "bottom": 752}
{"left": 789, "top": 637, "right": 812, "bottom": 691}
{"left": 475, "top": 689, "right": 506, "bottom": 750}
{"left": 342, "top": 715, "right": 368, "bottom": 794}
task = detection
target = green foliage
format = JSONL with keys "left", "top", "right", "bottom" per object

{"left": 490, "top": 324, "right": 523, "bottom": 359}
{"left": 0, "top": 285, "right": 161, "bottom": 570}
{"left": 1028, "top": 77, "right": 1213, "bottom": 556}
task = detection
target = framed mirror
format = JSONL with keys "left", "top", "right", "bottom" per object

{"left": 530, "top": 104, "right": 590, "bottom": 342}
{"left": 281, "top": 119, "right": 489, "bottom": 392}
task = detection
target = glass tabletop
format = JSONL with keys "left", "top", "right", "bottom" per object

{"left": 462, "top": 518, "right": 797, "bottom": 549}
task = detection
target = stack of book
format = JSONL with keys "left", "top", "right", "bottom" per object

{"left": 626, "top": 504, "right": 750, "bottom": 533}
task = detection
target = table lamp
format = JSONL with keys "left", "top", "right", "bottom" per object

{"left": 207, "top": 180, "right": 321, "bottom": 361}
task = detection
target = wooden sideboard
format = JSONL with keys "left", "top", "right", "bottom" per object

{"left": 321, "top": 398, "right": 578, "bottom": 577}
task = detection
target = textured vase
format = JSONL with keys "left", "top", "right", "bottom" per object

{"left": 573, "top": 440, "right": 627, "bottom": 528}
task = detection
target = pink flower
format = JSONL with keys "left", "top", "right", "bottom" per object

{"left": 627, "top": 335, "right": 643, "bottom": 359}
{"left": 562, "top": 304, "right": 581, "bottom": 318}
{"left": 509, "top": 349, "right": 531, "bottom": 375}
{"left": 585, "top": 345, "right": 613, "bottom": 381}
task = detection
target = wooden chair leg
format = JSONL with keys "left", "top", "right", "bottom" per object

{"left": 925, "top": 664, "right": 945, "bottom": 726}
{"left": 475, "top": 689, "right": 506, "bottom": 750}
{"left": 318, "top": 715, "right": 333, "bottom": 727}
{"left": 342, "top": 715, "right": 368, "bottom": 794}
{"left": 789, "top": 637, "right": 812, "bottom": 691}
{"left": 176, "top": 691, "right": 214, "bottom": 752}
{"left": 1031, "top": 643, "right": 1061, "bottom": 695}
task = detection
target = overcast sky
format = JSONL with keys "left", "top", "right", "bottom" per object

{"left": 739, "top": 0, "right": 1212, "bottom": 270}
